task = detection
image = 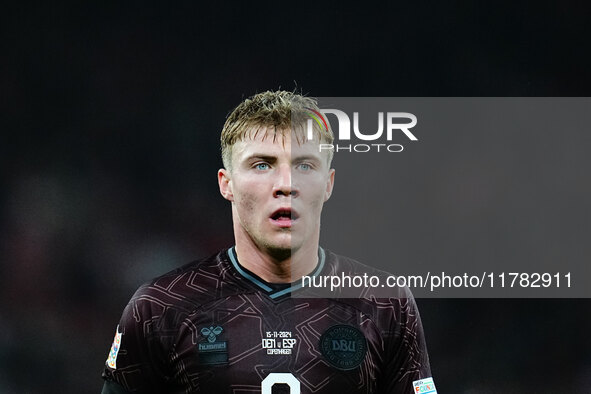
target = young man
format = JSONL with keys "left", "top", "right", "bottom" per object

{"left": 101, "top": 91, "right": 434, "bottom": 394}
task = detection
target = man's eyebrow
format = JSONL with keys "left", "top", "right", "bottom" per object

{"left": 242, "top": 154, "right": 322, "bottom": 163}
{"left": 243, "top": 154, "right": 278, "bottom": 162}
{"left": 293, "top": 155, "right": 322, "bottom": 163}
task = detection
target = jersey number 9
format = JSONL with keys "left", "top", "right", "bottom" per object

{"left": 261, "top": 373, "right": 300, "bottom": 394}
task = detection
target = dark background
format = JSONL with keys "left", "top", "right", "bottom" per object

{"left": 319, "top": 97, "right": 591, "bottom": 298}
{"left": 1, "top": 2, "right": 590, "bottom": 393}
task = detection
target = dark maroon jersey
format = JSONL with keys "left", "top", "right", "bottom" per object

{"left": 102, "top": 248, "right": 433, "bottom": 394}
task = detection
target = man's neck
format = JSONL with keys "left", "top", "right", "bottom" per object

{"left": 234, "top": 241, "right": 318, "bottom": 284}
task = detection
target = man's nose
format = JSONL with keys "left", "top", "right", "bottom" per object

{"left": 273, "top": 164, "right": 298, "bottom": 198}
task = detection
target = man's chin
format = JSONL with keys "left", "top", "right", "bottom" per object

{"left": 261, "top": 232, "right": 310, "bottom": 260}
{"left": 265, "top": 245, "right": 292, "bottom": 261}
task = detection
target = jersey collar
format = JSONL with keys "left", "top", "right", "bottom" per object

{"left": 227, "top": 246, "right": 326, "bottom": 299}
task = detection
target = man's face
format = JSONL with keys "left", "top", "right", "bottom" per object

{"left": 218, "top": 128, "right": 335, "bottom": 256}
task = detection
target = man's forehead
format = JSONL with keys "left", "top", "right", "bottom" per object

{"left": 231, "top": 130, "right": 328, "bottom": 164}
{"left": 237, "top": 126, "right": 316, "bottom": 144}
{"left": 228, "top": 125, "right": 333, "bottom": 167}
{"left": 234, "top": 127, "right": 323, "bottom": 151}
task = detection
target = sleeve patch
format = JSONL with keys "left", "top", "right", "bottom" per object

{"left": 106, "top": 325, "right": 123, "bottom": 369}
{"left": 413, "top": 377, "right": 437, "bottom": 394}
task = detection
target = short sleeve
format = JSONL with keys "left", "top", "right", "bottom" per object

{"left": 102, "top": 288, "right": 169, "bottom": 393}
{"left": 376, "top": 294, "right": 434, "bottom": 393}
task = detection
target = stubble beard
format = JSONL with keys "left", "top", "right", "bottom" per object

{"left": 263, "top": 228, "right": 294, "bottom": 262}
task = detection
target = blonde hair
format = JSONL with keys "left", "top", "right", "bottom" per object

{"left": 221, "top": 90, "right": 334, "bottom": 169}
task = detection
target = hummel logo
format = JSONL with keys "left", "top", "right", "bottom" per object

{"left": 201, "top": 326, "right": 223, "bottom": 343}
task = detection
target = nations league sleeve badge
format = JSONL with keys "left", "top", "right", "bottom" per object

{"left": 319, "top": 325, "right": 367, "bottom": 370}
{"left": 106, "top": 325, "right": 122, "bottom": 369}
{"left": 412, "top": 377, "right": 438, "bottom": 394}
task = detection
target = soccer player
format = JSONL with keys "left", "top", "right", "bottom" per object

{"left": 101, "top": 91, "right": 434, "bottom": 393}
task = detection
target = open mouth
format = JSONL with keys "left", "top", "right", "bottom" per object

{"left": 270, "top": 208, "right": 298, "bottom": 226}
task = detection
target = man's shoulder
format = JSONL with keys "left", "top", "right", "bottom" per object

{"left": 129, "top": 249, "right": 240, "bottom": 312}
{"left": 324, "top": 249, "right": 389, "bottom": 276}
{"left": 321, "top": 249, "right": 414, "bottom": 300}
{"left": 146, "top": 249, "right": 227, "bottom": 286}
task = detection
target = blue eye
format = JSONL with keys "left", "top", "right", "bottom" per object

{"left": 298, "top": 163, "right": 311, "bottom": 171}
{"left": 255, "top": 163, "right": 270, "bottom": 170}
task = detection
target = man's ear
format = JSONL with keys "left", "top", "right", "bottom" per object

{"left": 324, "top": 168, "right": 335, "bottom": 202}
{"left": 218, "top": 168, "right": 234, "bottom": 201}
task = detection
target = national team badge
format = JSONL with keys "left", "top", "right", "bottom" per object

{"left": 412, "top": 377, "right": 438, "bottom": 394}
{"left": 197, "top": 325, "right": 228, "bottom": 365}
{"left": 106, "top": 325, "right": 122, "bottom": 369}
{"left": 319, "top": 325, "right": 367, "bottom": 370}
